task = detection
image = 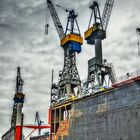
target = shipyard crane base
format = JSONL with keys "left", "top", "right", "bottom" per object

{"left": 87, "top": 57, "right": 116, "bottom": 88}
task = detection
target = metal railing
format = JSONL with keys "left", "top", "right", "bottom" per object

{"left": 81, "top": 69, "right": 140, "bottom": 95}
{"left": 114, "top": 69, "right": 140, "bottom": 84}
{"left": 51, "top": 69, "right": 140, "bottom": 102}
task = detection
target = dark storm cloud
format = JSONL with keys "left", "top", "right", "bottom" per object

{"left": 0, "top": 0, "right": 140, "bottom": 137}
{"left": 0, "top": 23, "right": 15, "bottom": 31}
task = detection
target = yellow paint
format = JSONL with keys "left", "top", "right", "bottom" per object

{"left": 51, "top": 102, "right": 72, "bottom": 110}
{"left": 84, "top": 23, "right": 99, "bottom": 39}
{"left": 99, "top": 87, "right": 106, "bottom": 91}
{"left": 61, "top": 34, "right": 83, "bottom": 47}
{"left": 67, "top": 95, "right": 77, "bottom": 102}
{"left": 84, "top": 27, "right": 93, "bottom": 39}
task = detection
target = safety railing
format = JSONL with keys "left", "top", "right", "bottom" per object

{"left": 114, "top": 69, "right": 140, "bottom": 84}
{"left": 81, "top": 69, "right": 140, "bottom": 94}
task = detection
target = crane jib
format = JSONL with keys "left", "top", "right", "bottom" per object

{"left": 47, "top": 0, "right": 65, "bottom": 39}
{"left": 102, "top": 0, "right": 114, "bottom": 31}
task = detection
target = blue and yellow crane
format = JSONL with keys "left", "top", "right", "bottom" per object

{"left": 47, "top": 0, "right": 83, "bottom": 104}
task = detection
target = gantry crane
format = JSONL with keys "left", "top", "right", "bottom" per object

{"left": 47, "top": 0, "right": 83, "bottom": 105}
{"left": 84, "top": 0, "right": 116, "bottom": 88}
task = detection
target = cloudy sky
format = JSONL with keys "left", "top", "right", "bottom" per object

{"left": 0, "top": 0, "right": 140, "bottom": 138}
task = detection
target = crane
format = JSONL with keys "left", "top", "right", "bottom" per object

{"left": 10, "top": 67, "right": 25, "bottom": 140}
{"left": 35, "top": 112, "right": 44, "bottom": 135}
{"left": 47, "top": 0, "right": 83, "bottom": 104}
{"left": 84, "top": 0, "right": 116, "bottom": 88}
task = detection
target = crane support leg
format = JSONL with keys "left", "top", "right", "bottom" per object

{"left": 59, "top": 50, "right": 81, "bottom": 99}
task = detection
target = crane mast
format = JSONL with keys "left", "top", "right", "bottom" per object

{"left": 47, "top": 0, "right": 83, "bottom": 105}
{"left": 11, "top": 67, "right": 25, "bottom": 133}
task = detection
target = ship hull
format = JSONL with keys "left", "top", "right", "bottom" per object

{"left": 53, "top": 81, "right": 140, "bottom": 140}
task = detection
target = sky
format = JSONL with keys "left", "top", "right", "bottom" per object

{"left": 0, "top": 0, "right": 140, "bottom": 138}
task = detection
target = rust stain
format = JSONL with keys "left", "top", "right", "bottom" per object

{"left": 54, "top": 120, "right": 69, "bottom": 140}
{"left": 69, "top": 107, "right": 83, "bottom": 118}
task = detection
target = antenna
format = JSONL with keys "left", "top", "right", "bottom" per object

{"left": 45, "top": 1, "right": 49, "bottom": 35}
{"left": 136, "top": 28, "right": 140, "bottom": 56}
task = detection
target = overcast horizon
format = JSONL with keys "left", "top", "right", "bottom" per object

{"left": 0, "top": 0, "right": 140, "bottom": 138}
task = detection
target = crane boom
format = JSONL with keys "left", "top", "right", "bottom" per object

{"left": 47, "top": 0, "right": 65, "bottom": 39}
{"left": 102, "top": 0, "right": 114, "bottom": 31}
